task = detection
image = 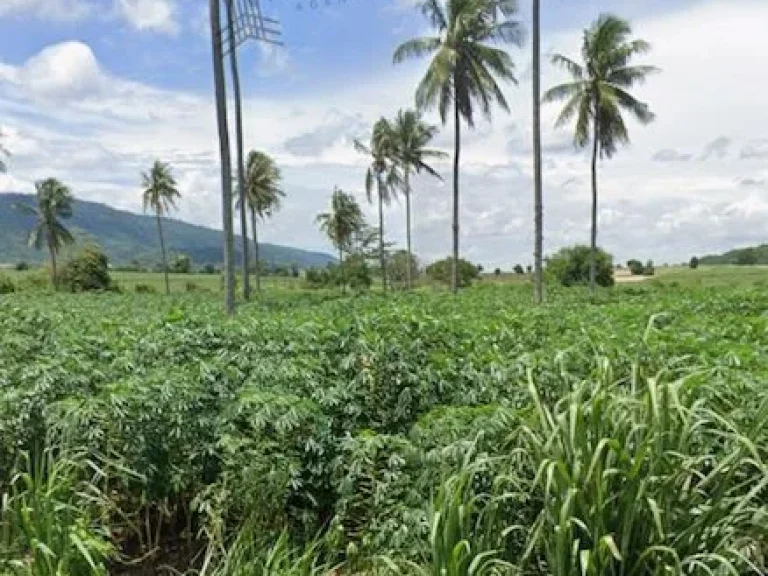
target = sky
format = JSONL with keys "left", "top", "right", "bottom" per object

{"left": 1, "top": 0, "right": 767, "bottom": 268}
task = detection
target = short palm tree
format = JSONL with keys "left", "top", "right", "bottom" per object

{"left": 14, "top": 178, "right": 75, "bottom": 288}
{"left": 394, "top": 0, "right": 524, "bottom": 293}
{"left": 141, "top": 160, "right": 180, "bottom": 295}
{"left": 354, "top": 118, "right": 401, "bottom": 292}
{"left": 543, "top": 14, "right": 657, "bottom": 293}
{"left": 240, "top": 150, "right": 285, "bottom": 293}
{"left": 390, "top": 109, "right": 446, "bottom": 289}
{"left": 316, "top": 187, "right": 365, "bottom": 292}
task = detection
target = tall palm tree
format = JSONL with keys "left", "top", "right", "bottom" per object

{"left": 225, "top": 0, "right": 250, "bottom": 300}
{"left": 240, "top": 150, "right": 285, "bottom": 292}
{"left": 316, "top": 187, "right": 365, "bottom": 292}
{"left": 354, "top": 118, "right": 401, "bottom": 292}
{"left": 141, "top": 160, "right": 180, "bottom": 295}
{"left": 14, "top": 178, "right": 75, "bottom": 288}
{"left": 532, "top": 0, "right": 543, "bottom": 304}
{"left": 210, "top": 0, "right": 236, "bottom": 315}
{"left": 394, "top": 0, "right": 524, "bottom": 293}
{"left": 543, "top": 14, "right": 657, "bottom": 293}
{"left": 390, "top": 109, "right": 447, "bottom": 289}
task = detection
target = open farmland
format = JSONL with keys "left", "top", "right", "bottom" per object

{"left": 1, "top": 283, "right": 767, "bottom": 574}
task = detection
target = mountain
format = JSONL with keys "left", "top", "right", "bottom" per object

{"left": 699, "top": 244, "right": 768, "bottom": 266}
{"left": 0, "top": 193, "right": 335, "bottom": 268}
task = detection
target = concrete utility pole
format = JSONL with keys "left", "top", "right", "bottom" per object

{"left": 209, "top": 0, "right": 282, "bottom": 315}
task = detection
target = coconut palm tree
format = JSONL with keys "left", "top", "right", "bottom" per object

{"left": 543, "top": 14, "right": 657, "bottom": 294}
{"left": 141, "top": 160, "right": 180, "bottom": 295}
{"left": 390, "top": 109, "right": 447, "bottom": 289}
{"left": 240, "top": 150, "right": 285, "bottom": 292}
{"left": 316, "top": 187, "right": 365, "bottom": 292}
{"left": 210, "top": 0, "right": 236, "bottom": 315}
{"left": 532, "top": 0, "right": 543, "bottom": 304}
{"left": 225, "top": 0, "right": 251, "bottom": 300}
{"left": 354, "top": 118, "right": 401, "bottom": 292}
{"left": 394, "top": 0, "right": 524, "bottom": 293}
{"left": 14, "top": 178, "right": 75, "bottom": 288}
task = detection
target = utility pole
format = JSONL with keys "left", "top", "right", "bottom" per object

{"left": 210, "top": 0, "right": 282, "bottom": 314}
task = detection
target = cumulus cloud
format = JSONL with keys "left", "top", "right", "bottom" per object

{"left": 652, "top": 149, "right": 692, "bottom": 162}
{"left": 117, "top": 0, "right": 179, "bottom": 35}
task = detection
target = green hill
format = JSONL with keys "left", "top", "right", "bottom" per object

{"left": 699, "top": 244, "right": 768, "bottom": 266}
{"left": 0, "top": 193, "right": 334, "bottom": 268}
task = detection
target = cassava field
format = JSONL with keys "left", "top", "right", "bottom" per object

{"left": 1, "top": 280, "right": 767, "bottom": 574}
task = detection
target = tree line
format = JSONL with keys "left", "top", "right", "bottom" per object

{"left": 2, "top": 0, "right": 658, "bottom": 309}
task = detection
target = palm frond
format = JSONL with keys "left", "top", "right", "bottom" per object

{"left": 393, "top": 37, "right": 442, "bottom": 64}
{"left": 608, "top": 65, "right": 660, "bottom": 88}
{"left": 542, "top": 81, "right": 587, "bottom": 104}
{"left": 550, "top": 54, "right": 584, "bottom": 79}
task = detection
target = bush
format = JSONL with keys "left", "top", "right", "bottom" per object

{"left": 426, "top": 257, "right": 480, "bottom": 288}
{"left": 513, "top": 264, "right": 524, "bottom": 275}
{"left": 14, "top": 261, "right": 29, "bottom": 271}
{"left": 171, "top": 254, "right": 192, "bottom": 274}
{"left": 689, "top": 256, "right": 699, "bottom": 269}
{"left": 388, "top": 250, "right": 419, "bottom": 288}
{"left": 59, "top": 246, "right": 112, "bottom": 292}
{"left": 185, "top": 281, "right": 199, "bottom": 293}
{"left": 643, "top": 259, "right": 655, "bottom": 276}
{"left": 135, "top": 283, "right": 157, "bottom": 294}
{"left": 201, "top": 264, "right": 217, "bottom": 275}
{"left": 547, "top": 245, "right": 614, "bottom": 288}
{"left": 346, "top": 255, "right": 372, "bottom": 291}
{"left": 627, "top": 259, "right": 645, "bottom": 275}
{"left": 494, "top": 268, "right": 501, "bottom": 276}
{"left": 0, "top": 275, "right": 15, "bottom": 294}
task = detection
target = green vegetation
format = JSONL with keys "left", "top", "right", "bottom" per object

{"left": 544, "top": 14, "right": 657, "bottom": 293}
{"left": 394, "top": 0, "right": 523, "bottom": 293}
{"left": 700, "top": 244, "right": 768, "bottom": 266}
{"left": 14, "top": 179, "right": 75, "bottom": 288}
{"left": 548, "top": 244, "right": 615, "bottom": 287}
{"left": 240, "top": 150, "right": 286, "bottom": 295}
{"left": 1, "top": 284, "right": 766, "bottom": 574}
{"left": 142, "top": 159, "right": 181, "bottom": 295}
{"left": 426, "top": 256, "right": 480, "bottom": 288}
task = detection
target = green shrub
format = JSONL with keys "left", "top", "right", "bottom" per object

{"left": 513, "top": 264, "right": 524, "bottom": 274}
{"left": 185, "top": 281, "right": 199, "bottom": 293}
{"left": 689, "top": 256, "right": 699, "bottom": 269}
{"left": 135, "top": 283, "right": 157, "bottom": 294}
{"left": 425, "top": 257, "right": 480, "bottom": 288}
{"left": 547, "top": 245, "right": 614, "bottom": 287}
{"left": 171, "top": 254, "right": 192, "bottom": 274}
{"left": 627, "top": 259, "right": 645, "bottom": 275}
{"left": 59, "top": 246, "right": 112, "bottom": 292}
{"left": 14, "top": 261, "right": 29, "bottom": 271}
{"left": 0, "top": 275, "right": 15, "bottom": 294}
{"left": 387, "top": 250, "right": 419, "bottom": 288}
{"left": 643, "top": 259, "right": 655, "bottom": 276}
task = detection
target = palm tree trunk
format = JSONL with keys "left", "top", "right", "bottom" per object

{"left": 451, "top": 97, "right": 461, "bottom": 294}
{"left": 532, "top": 0, "right": 544, "bottom": 305}
{"left": 226, "top": 0, "right": 250, "bottom": 301}
{"left": 251, "top": 208, "right": 261, "bottom": 293}
{"left": 157, "top": 212, "right": 170, "bottom": 294}
{"left": 378, "top": 175, "right": 387, "bottom": 292}
{"left": 211, "top": 0, "right": 235, "bottom": 315}
{"left": 590, "top": 114, "right": 599, "bottom": 295}
{"left": 405, "top": 167, "right": 413, "bottom": 290}
{"left": 339, "top": 246, "right": 345, "bottom": 294}
{"left": 48, "top": 239, "right": 57, "bottom": 290}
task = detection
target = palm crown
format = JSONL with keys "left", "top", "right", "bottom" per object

{"left": 543, "top": 13, "right": 658, "bottom": 157}
{"left": 316, "top": 187, "right": 364, "bottom": 253}
{"left": 390, "top": 110, "right": 446, "bottom": 180}
{"left": 142, "top": 161, "right": 180, "bottom": 216}
{"left": 241, "top": 150, "right": 285, "bottom": 218}
{"left": 393, "top": 0, "right": 524, "bottom": 126}
{"left": 22, "top": 178, "right": 75, "bottom": 252}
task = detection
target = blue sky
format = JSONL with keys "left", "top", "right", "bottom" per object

{"left": 1, "top": 0, "right": 767, "bottom": 267}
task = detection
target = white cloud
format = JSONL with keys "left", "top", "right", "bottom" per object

{"left": 2, "top": 0, "right": 768, "bottom": 267}
{"left": 117, "top": 0, "right": 179, "bottom": 35}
